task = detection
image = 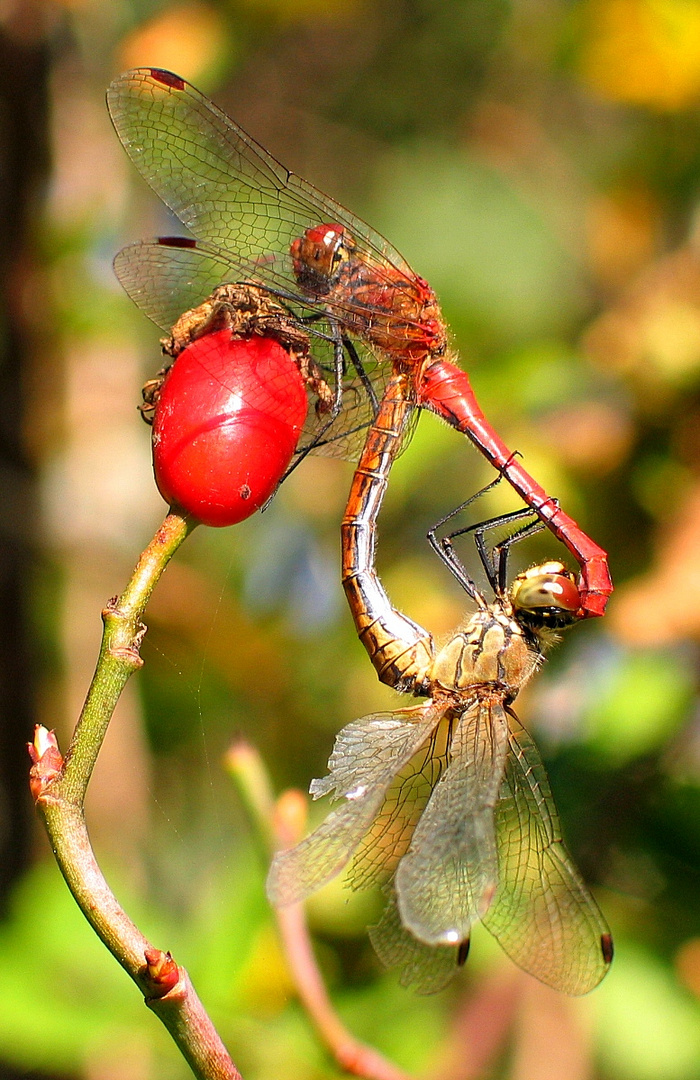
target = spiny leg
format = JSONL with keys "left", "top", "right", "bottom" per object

{"left": 428, "top": 463, "right": 554, "bottom": 596}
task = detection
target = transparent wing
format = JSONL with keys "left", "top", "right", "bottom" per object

{"left": 350, "top": 713, "right": 454, "bottom": 890}
{"left": 114, "top": 235, "right": 345, "bottom": 330}
{"left": 114, "top": 238, "right": 247, "bottom": 331}
{"left": 266, "top": 702, "right": 448, "bottom": 907}
{"left": 295, "top": 367, "right": 419, "bottom": 463}
{"left": 481, "top": 711, "right": 613, "bottom": 995}
{"left": 395, "top": 700, "right": 509, "bottom": 946}
{"left": 369, "top": 889, "right": 460, "bottom": 995}
{"left": 107, "top": 68, "right": 415, "bottom": 298}
{"left": 115, "top": 237, "right": 412, "bottom": 462}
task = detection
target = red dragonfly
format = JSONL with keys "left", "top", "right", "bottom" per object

{"left": 107, "top": 67, "right": 612, "bottom": 618}
{"left": 268, "top": 371, "right": 613, "bottom": 994}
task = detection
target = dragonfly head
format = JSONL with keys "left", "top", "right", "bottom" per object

{"left": 291, "top": 223, "right": 355, "bottom": 294}
{"left": 510, "top": 561, "right": 581, "bottom": 632}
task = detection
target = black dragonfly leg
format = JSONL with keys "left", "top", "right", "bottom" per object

{"left": 428, "top": 462, "right": 556, "bottom": 597}
{"left": 273, "top": 316, "right": 349, "bottom": 488}
{"left": 427, "top": 473, "right": 507, "bottom": 602}
{"left": 470, "top": 511, "right": 545, "bottom": 597}
{"left": 294, "top": 311, "right": 378, "bottom": 417}
{"left": 342, "top": 334, "right": 379, "bottom": 418}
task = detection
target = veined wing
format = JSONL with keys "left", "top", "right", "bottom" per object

{"left": 114, "top": 237, "right": 247, "bottom": 331}
{"left": 266, "top": 702, "right": 447, "bottom": 907}
{"left": 481, "top": 710, "right": 613, "bottom": 995}
{"left": 114, "top": 233, "right": 358, "bottom": 331}
{"left": 351, "top": 712, "right": 454, "bottom": 890}
{"left": 395, "top": 699, "right": 509, "bottom": 946}
{"left": 115, "top": 237, "right": 410, "bottom": 462}
{"left": 369, "top": 889, "right": 460, "bottom": 995}
{"left": 107, "top": 69, "right": 416, "bottom": 302}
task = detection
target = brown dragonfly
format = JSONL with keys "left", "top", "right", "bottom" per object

{"left": 267, "top": 373, "right": 612, "bottom": 994}
{"left": 107, "top": 68, "right": 611, "bottom": 618}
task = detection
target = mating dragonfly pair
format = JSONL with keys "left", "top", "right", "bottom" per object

{"left": 108, "top": 69, "right": 613, "bottom": 995}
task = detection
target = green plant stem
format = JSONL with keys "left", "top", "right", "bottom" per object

{"left": 60, "top": 512, "right": 196, "bottom": 803}
{"left": 33, "top": 510, "right": 243, "bottom": 1080}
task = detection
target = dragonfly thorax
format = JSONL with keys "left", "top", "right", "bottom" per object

{"left": 291, "top": 223, "right": 448, "bottom": 364}
{"left": 429, "top": 606, "right": 542, "bottom": 698}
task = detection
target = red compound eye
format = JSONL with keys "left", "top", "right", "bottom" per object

{"left": 548, "top": 573, "right": 582, "bottom": 615}
{"left": 511, "top": 564, "right": 582, "bottom": 629}
{"left": 152, "top": 330, "right": 308, "bottom": 527}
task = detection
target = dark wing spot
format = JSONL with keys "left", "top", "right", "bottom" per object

{"left": 601, "top": 933, "right": 614, "bottom": 965}
{"left": 457, "top": 938, "right": 471, "bottom": 967}
{"left": 157, "top": 236, "right": 198, "bottom": 248}
{"left": 149, "top": 69, "right": 186, "bottom": 91}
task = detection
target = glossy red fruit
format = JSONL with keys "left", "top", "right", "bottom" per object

{"left": 152, "top": 330, "right": 308, "bottom": 526}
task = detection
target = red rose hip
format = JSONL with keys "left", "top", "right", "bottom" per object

{"left": 152, "top": 330, "right": 308, "bottom": 526}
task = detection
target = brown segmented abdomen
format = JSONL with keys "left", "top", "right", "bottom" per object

{"left": 341, "top": 374, "right": 434, "bottom": 692}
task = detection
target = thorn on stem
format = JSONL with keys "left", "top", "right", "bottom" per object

{"left": 27, "top": 726, "right": 63, "bottom": 801}
{"left": 143, "top": 948, "right": 181, "bottom": 997}
{"left": 110, "top": 645, "right": 145, "bottom": 668}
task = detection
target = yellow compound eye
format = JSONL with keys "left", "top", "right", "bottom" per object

{"left": 331, "top": 243, "right": 349, "bottom": 271}
{"left": 511, "top": 563, "right": 581, "bottom": 629}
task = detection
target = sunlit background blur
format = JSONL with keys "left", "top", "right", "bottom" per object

{"left": 1, "top": 0, "right": 700, "bottom": 1077}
